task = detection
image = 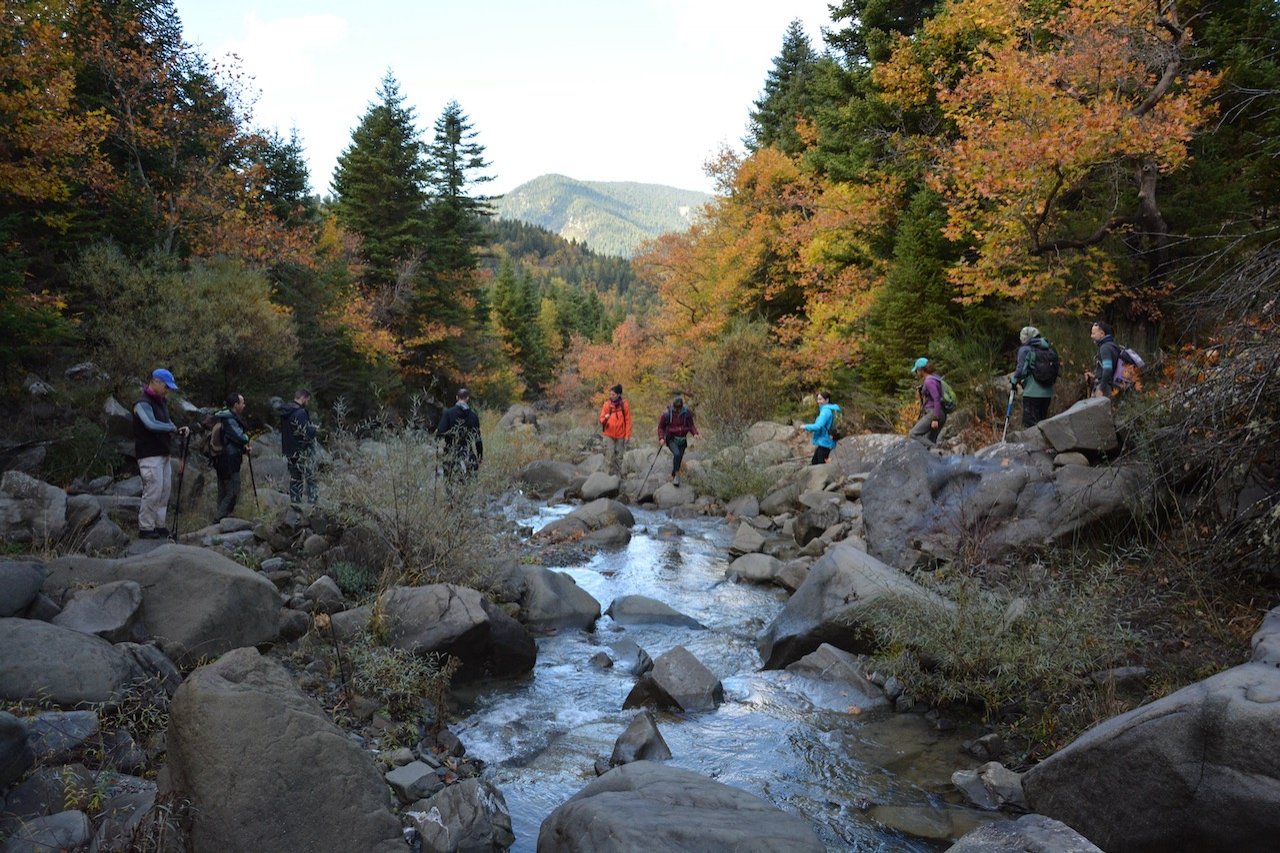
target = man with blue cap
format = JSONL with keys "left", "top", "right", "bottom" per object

{"left": 133, "top": 368, "right": 189, "bottom": 539}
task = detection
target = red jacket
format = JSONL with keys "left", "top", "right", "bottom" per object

{"left": 658, "top": 406, "right": 698, "bottom": 440}
{"left": 600, "top": 398, "right": 631, "bottom": 439}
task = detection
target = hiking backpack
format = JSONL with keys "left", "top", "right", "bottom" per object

{"left": 1115, "top": 345, "right": 1145, "bottom": 388}
{"left": 939, "top": 377, "right": 959, "bottom": 414}
{"left": 1029, "top": 344, "right": 1061, "bottom": 385}
{"left": 194, "top": 411, "right": 225, "bottom": 467}
{"left": 827, "top": 409, "right": 845, "bottom": 442}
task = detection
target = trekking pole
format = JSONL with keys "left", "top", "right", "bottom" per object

{"left": 1001, "top": 385, "right": 1016, "bottom": 442}
{"left": 635, "top": 442, "right": 665, "bottom": 498}
{"left": 172, "top": 432, "right": 189, "bottom": 539}
{"left": 246, "top": 447, "right": 260, "bottom": 510}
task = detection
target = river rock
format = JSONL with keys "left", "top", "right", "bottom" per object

{"left": 757, "top": 544, "right": 953, "bottom": 669}
{"left": 609, "top": 710, "right": 672, "bottom": 766}
{"left": 0, "top": 618, "right": 138, "bottom": 706}
{"left": 947, "top": 814, "right": 1103, "bottom": 852}
{"left": 607, "top": 638, "right": 653, "bottom": 677}
{"left": 728, "top": 552, "right": 784, "bottom": 584}
{"left": 573, "top": 498, "right": 635, "bottom": 530}
{"left": 951, "top": 761, "right": 1026, "bottom": 811}
{"left": 726, "top": 494, "right": 759, "bottom": 519}
{"left": 0, "top": 711, "right": 33, "bottom": 789}
{"left": 784, "top": 643, "right": 890, "bottom": 713}
{"left": 582, "top": 471, "right": 621, "bottom": 500}
{"left": 1034, "top": 398, "right": 1117, "bottom": 454}
{"left": 167, "top": 647, "right": 405, "bottom": 852}
{"left": 537, "top": 761, "right": 824, "bottom": 852}
{"left": 376, "top": 583, "right": 535, "bottom": 680}
{"left": 0, "top": 471, "right": 66, "bottom": 544}
{"left": 729, "top": 522, "right": 767, "bottom": 556}
{"left": 0, "top": 560, "right": 45, "bottom": 616}
{"left": 517, "top": 565, "right": 601, "bottom": 632}
{"left": 407, "top": 777, "right": 515, "bottom": 853}
{"left": 303, "top": 574, "right": 344, "bottom": 614}
{"left": 1022, "top": 652, "right": 1280, "bottom": 851}
{"left": 622, "top": 646, "right": 723, "bottom": 712}
{"left": 583, "top": 523, "right": 632, "bottom": 548}
{"left": 50, "top": 579, "right": 143, "bottom": 643}
{"left": 385, "top": 760, "right": 444, "bottom": 803}
{"left": 605, "top": 595, "right": 703, "bottom": 628}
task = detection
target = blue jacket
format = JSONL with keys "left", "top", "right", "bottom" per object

{"left": 804, "top": 403, "right": 842, "bottom": 449}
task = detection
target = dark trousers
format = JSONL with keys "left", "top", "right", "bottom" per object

{"left": 810, "top": 445, "right": 832, "bottom": 465}
{"left": 287, "top": 455, "right": 317, "bottom": 504}
{"left": 665, "top": 436, "right": 688, "bottom": 476}
{"left": 1022, "top": 396, "right": 1052, "bottom": 428}
{"left": 216, "top": 469, "right": 241, "bottom": 520}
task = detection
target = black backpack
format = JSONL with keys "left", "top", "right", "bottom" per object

{"left": 828, "top": 410, "right": 845, "bottom": 442}
{"left": 1029, "top": 344, "right": 1061, "bottom": 385}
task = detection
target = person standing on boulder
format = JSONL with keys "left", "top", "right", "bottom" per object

{"left": 1009, "top": 326, "right": 1057, "bottom": 428}
{"left": 1085, "top": 320, "right": 1122, "bottom": 398}
{"left": 657, "top": 396, "right": 699, "bottom": 486}
{"left": 599, "top": 383, "right": 632, "bottom": 478}
{"left": 280, "top": 388, "right": 318, "bottom": 505}
{"left": 909, "top": 358, "right": 946, "bottom": 446}
{"left": 802, "top": 391, "right": 841, "bottom": 465}
{"left": 133, "top": 368, "right": 189, "bottom": 539}
{"left": 213, "top": 392, "right": 251, "bottom": 521}
{"left": 436, "top": 387, "right": 483, "bottom": 481}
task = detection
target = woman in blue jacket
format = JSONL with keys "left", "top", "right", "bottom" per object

{"left": 802, "top": 391, "right": 842, "bottom": 465}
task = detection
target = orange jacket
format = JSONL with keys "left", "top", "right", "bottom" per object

{"left": 599, "top": 398, "right": 632, "bottom": 439}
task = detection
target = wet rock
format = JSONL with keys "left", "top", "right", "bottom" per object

{"left": 784, "top": 643, "right": 890, "bottom": 713}
{"left": 518, "top": 565, "right": 601, "bottom": 632}
{"left": 609, "top": 711, "right": 672, "bottom": 766}
{"left": 727, "top": 552, "right": 783, "bottom": 584}
{"left": 607, "top": 638, "right": 653, "bottom": 677}
{"left": 623, "top": 646, "right": 723, "bottom": 712}
{"left": 605, "top": 595, "right": 703, "bottom": 629}
{"left": 582, "top": 523, "right": 631, "bottom": 548}
{"left": 947, "top": 814, "right": 1103, "bottom": 852}
{"left": 952, "top": 761, "right": 1026, "bottom": 811}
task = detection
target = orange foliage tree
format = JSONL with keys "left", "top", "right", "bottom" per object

{"left": 877, "top": 0, "right": 1220, "bottom": 313}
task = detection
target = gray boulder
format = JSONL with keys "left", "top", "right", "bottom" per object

{"left": 0, "top": 471, "right": 66, "bottom": 544}
{"left": 623, "top": 646, "right": 723, "bottom": 712}
{"left": 43, "top": 544, "right": 280, "bottom": 667}
{"left": 385, "top": 761, "right": 443, "bottom": 804}
{"left": 167, "top": 648, "right": 405, "bottom": 852}
{"left": 581, "top": 471, "right": 622, "bottom": 500}
{"left": 725, "top": 494, "right": 760, "bottom": 518}
{"left": 376, "top": 584, "right": 535, "bottom": 680}
{"left": 303, "top": 575, "right": 344, "bottom": 614}
{"left": 951, "top": 761, "right": 1026, "bottom": 811}
{"left": 583, "top": 523, "right": 632, "bottom": 548}
{"left": 497, "top": 403, "right": 538, "bottom": 432}
{"left": 607, "top": 638, "right": 653, "bottom": 677}
{"left": 407, "top": 777, "right": 515, "bottom": 853}
{"left": 784, "top": 643, "right": 890, "bottom": 713}
{"left": 518, "top": 460, "right": 578, "bottom": 498}
{"left": 2, "top": 810, "right": 92, "bottom": 852}
{"left": 537, "top": 761, "right": 824, "bottom": 852}
{"left": 1022, "top": 652, "right": 1280, "bottom": 851}
{"left": 25, "top": 710, "right": 99, "bottom": 764}
{"left": 0, "top": 560, "right": 45, "bottom": 616}
{"left": 947, "top": 814, "right": 1103, "bottom": 852}
{"left": 729, "top": 522, "right": 767, "bottom": 556}
{"left": 609, "top": 711, "right": 672, "bottom": 766}
{"left": 757, "top": 544, "right": 953, "bottom": 669}
{"left": 727, "top": 552, "right": 784, "bottom": 584}
{"left": 517, "top": 565, "right": 601, "bottom": 632}
{"left": 0, "top": 711, "right": 33, "bottom": 789}
{"left": 50, "top": 579, "right": 143, "bottom": 643}
{"left": 605, "top": 595, "right": 703, "bottom": 628}
{"left": 0, "top": 618, "right": 138, "bottom": 706}
{"left": 652, "top": 482, "right": 695, "bottom": 508}
{"left": 1035, "top": 398, "right": 1118, "bottom": 453}
{"left": 572, "top": 498, "right": 635, "bottom": 530}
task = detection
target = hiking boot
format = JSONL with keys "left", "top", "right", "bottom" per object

{"left": 672, "top": 476, "right": 681, "bottom": 487}
{"left": 155, "top": 527, "right": 170, "bottom": 539}
{"left": 139, "top": 529, "right": 160, "bottom": 540}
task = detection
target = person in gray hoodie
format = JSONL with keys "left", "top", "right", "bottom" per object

{"left": 1009, "top": 326, "right": 1057, "bottom": 427}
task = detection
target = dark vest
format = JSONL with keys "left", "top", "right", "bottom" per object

{"left": 133, "top": 394, "right": 173, "bottom": 460}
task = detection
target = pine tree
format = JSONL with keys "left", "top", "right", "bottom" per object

{"left": 331, "top": 72, "right": 429, "bottom": 291}
{"left": 747, "top": 19, "right": 819, "bottom": 155}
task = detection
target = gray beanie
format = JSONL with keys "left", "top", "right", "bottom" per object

{"left": 1019, "top": 326, "right": 1041, "bottom": 344}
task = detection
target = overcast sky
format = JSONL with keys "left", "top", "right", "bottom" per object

{"left": 170, "top": 0, "right": 835, "bottom": 197}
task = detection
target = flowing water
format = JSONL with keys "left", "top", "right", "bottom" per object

{"left": 453, "top": 502, "right": 996, "bottom": 851}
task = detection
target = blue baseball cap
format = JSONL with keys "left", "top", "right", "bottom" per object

{"left": 912, "top": 357, "right": 929, "bottom": 373}
{"left": 151, "top": 368, "right": 179, "bottom": 389}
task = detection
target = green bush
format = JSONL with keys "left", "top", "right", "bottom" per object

{"left": 330, "top": 560, "right": 378, "bottom": 599}
{"left": 345, "top": 633, "right": 459, "bottom": 722}
{"left": 42, "top": 417, "right": 121, "bottom": 487}
{"left": 688, "top": 428, "right": 776, "bottom": 501}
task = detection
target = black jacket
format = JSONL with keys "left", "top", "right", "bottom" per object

{"left": 215, "top": 408, "right": 250, "bottom": 472}
{"left": 436, "top": 403, "right": 482, "bottom": 465}
{"left": 133, "top": 393, "right": 175, "bottom": 460}
{"left": 279, "top": 401, "right": 316, "bottom": 459}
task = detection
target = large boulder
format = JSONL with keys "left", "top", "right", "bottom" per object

{"left": 0, "top": 560, "right": 45, "bottom": 616}
{"left": 1022, "top": 609, "right": 1280, "bottom": 852}
{"left": 623, "top": 646, "right": 723, "bottom": 712}
{"left": 517, "top": 565, "right": 601, "bottom": 632}
{"left": 605, "top": 595, "right": 703, "bottom": 628}
{"left": 407, "top": 777, "right": 515, "bottom": 853}
{"left": 0, "top": 618, "right": 138, "bottom": 706}
{"left": 757, "top": 544, "right": 952, "bottom": 669}
{"left": 1034, "top": 398, "right": 1118, "bottom": 454}
{"left": 537, "top": 761, "right": 824, "bottom": 852}
{"left": 519, "top": 460, "right": 579, "bottom": 498}
{"left": 581, "top": 472, "right": 622, "bottom": 500}
{"left": 167, "top": 648, "right": 405, "bottom": 852}
{"left": 377, "top": 584, "right": 535, "bottom": 680}
{"left": 947, "top": 814, "right": 1103, "bottom": 852}
{"left": 862, "top": 440, "right": 1151, "bottom": 570}
{"left": 0, "top": 471, "right": 66, "bottom": 544}
{"left": 50, "top": 579, "right": 143, "bottom": 643}
{"left": 42, "top": 544, "right": 280, "bottom": 666}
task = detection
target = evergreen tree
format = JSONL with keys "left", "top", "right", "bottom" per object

{"left": 747, "top": 19, "right": 820, "bottom": 155}
{"left": 491, "top": 260, "right": 550, "bottom": 393}
{"left": 251, "top": 128, "right": 315, "bottom": 225}
{"left": 331, "top": 72, "right": 429, "bottom": 291}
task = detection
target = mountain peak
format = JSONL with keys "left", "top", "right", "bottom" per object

{"left": 493, "top": 175, "right": 712, "bottom": 258}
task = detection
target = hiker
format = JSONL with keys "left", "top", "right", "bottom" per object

{"left": 598, "top": 383, "right": 632, "bottom": 478}
{"left": 909, "top": 357, "right": 946, "bottom": 446}
{"left": 436, "top": 387, "right": 483, "bottom": 481}
{"left": 802, "top": 391, "right": 842, "bottom": 465}
{"left": 133, "top": 368, "right": 189, "bottom": 539}
{"left": 1085, "top": 320, "right": 1122, "bottom": 398}
{"left": 1009, "top": 326, "right": 1057, "bottom": 427}
{"left": 656, "top": 395, "right": 699, "bottom": 485}
{"left": 213, "top": 392, "right": 251, "bottom": 521}
{"left": 279, "top": 388, "right": 318, "bottom": 505}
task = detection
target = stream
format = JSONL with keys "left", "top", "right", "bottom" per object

{"left": 452, "top": 502, "right": 996, "bottom": 851}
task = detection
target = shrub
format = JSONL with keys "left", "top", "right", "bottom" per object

{"left": 684, "top": 318, "right": 789, "bottom": 432}
{"left": 42, "top": 417, "right": 121, "bottom": 487}
{"left": 344, "top": 632, "right": 459, "bottom": 725}
{"left": 687, "top": 427, "right": 776, "bottom": 501}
